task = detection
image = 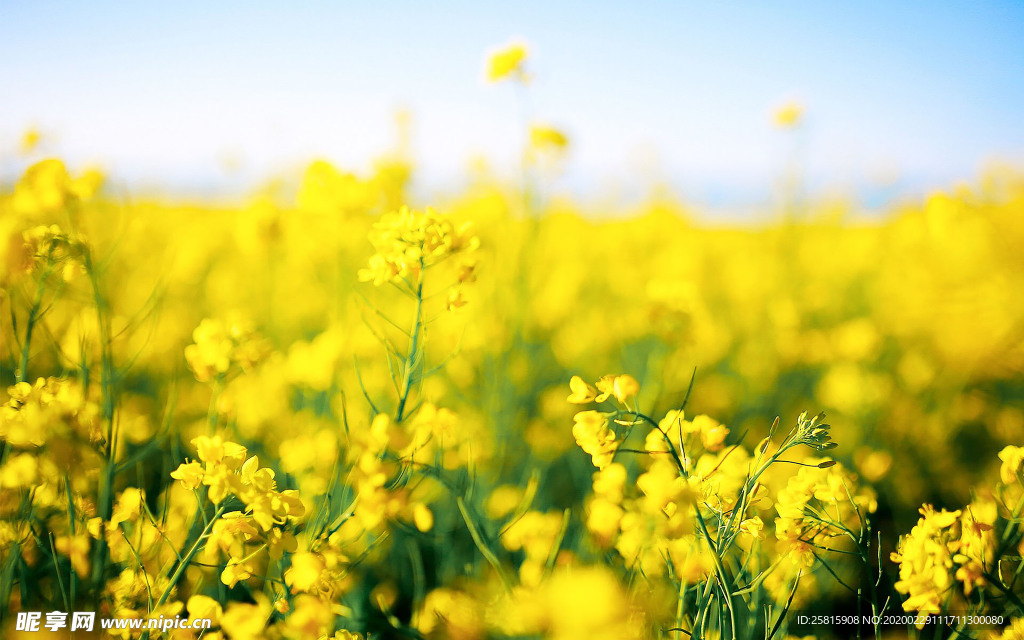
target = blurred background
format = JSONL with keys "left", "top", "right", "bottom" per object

{"left": 3, "top": 0, "right": 1024, "bottom": 212}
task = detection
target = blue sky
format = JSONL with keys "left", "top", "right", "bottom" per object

{"left": 2, "top": 1, "right": 1023, "bottom": 205}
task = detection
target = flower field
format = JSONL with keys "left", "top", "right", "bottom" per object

{"left": 2, "top": 43, "right": 1024, "bottom": 640}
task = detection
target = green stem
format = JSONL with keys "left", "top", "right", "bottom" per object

{"left": 85, "top": 248, "right": 117, "bottom": 594}
{"left": 456, "top": 497, "right": 512, "bottom": 592}
{"left": 983, "top": 572, "right": 1024, "bottom": 613}
{"left": 395, "top": 257, "right": 425, "bottom": 422}
{"left": 17, "top": 265, "right": 52, "bottom": 384}
{"left": 674, "top": 578, "right": 688, "bottom": 640}
{"left": 140, "top": 505, "right": 226, "bottom": 640}
{"left": 64, "top": 475, "right": 78, "bottom": 607}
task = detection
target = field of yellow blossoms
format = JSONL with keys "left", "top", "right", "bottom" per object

{"left": 2, "top": 43, "right": 1024, "bottom": 640}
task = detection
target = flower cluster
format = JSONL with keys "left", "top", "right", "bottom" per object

{"left": 184, "top": 316, "right": 270, "bottom": 382}
{"left": 774, "top": 461, "right": 878, "bottom": 568}
{"left": 343, "top": 413, "right": 437, "bottom": 533}
{"left": 616, "top": 457, "right": 713, "bottom": 581}
{"left": 16, "top": 224, "right": 87, "bottom": 282}
{"left": 501, "top": 510, "right": 566, "bottom": 586}
{"left": 570, "top": 410, "right": 618, "bottom": 469}
{"left": 496, "top": 566, "right": 648, "bottom": 640}
{"left": 357, "top": 206, "right": 478, "bottom": 290}
{"left": 9, "top": 158, "right": 103, "bottom": 217}
{"left": 0, "top": 377, "right": 102, "bottom": 450}
{"left": 891, "top": 446, "right": 1024, "bottom": 626}
{"left": 890, "top": 505, "right": 965, "bottom": 622}
{"left": 170, "top": 435, "right": 304, "bottom": 589}
{"left": 567, "top": 374, "right": 640, "bottom": 469}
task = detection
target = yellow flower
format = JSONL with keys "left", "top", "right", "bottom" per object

{"left": 485, "top": 41, "right": 528, "bottom": 83}
{"left": 220, "top": 596, "right": 271, "bottom": 640}
{"left": 205, "top": 514, "right": 258, "bottom": 560}
{"left": 773, "top": 100, "right": 803, "bottom": 128}
{"left": 285, "top": 551, "right": 326, "bottom": 594}
{"left": 890, "top": 505, "right": 963, "bottom": 625}
{"left": 528, "top": 124, "right": 570, "bottom": 163}
{"left": 691, "top": 414, "right": 729, "bottom": 451}
{"left": 572, "top": 410, "right": 619, "bottom": 469}
{"left": 636, "top": 458, "right": 687, "bottom": 513}
{"left": 999, "top": 445, "right": 1024, "bottom": 485}
{"left": 203, "top": 465, "right": 239, "bottom": 504}
{"left": 667, "top": 537, "right": 716, "bottom": 584}
{"left": 187, "top": 594, "right": 223, "bottom": 623}
{"left": 110, "top": 488, "right": 144, "bottom": 527}
{"left": 593, "top": 376, "right": 614, "bottom": 403}
{"left": 499, "top": 566, "right": 643, "bottom": 639}
{"left": 502, "top": 510, "right": 564, "bottom": 559}
{"left": 592, "top": 463, "right": 627, "bottom": 503}
{"left": 446, "top": 286, "right": 467, "bottom": 310}
{"left": 567, "top": 376, "right": 598, "bottom": 404}
{"left": 13, "top": 160, "right": 71, "bottom": 214}
{"left": 324, "top": 631, "right": 364, "bottom": 640}
{"left": 19, "top": 127, "right": 41, "bottom": 154}
{"left": 185, "top": 317, "right": 268, "bottom": 382}
{"left": 249, "top": 494, "right": 277, "bottom": 531}
{"left": 993, "top": 618, "right": 1024, "bottom": 640}
{"left": 586, "top": 498, "right": 624, "bottom": 545}
{"left": 611, "top": 375, "right": 639, "bottom": 404}
{"left": 193, "top": 435, "right": 248, "bottom": 470}
{"left": 185, "top": 319, "right": 233, "bottom": 382}
{"left": 658, "top": 409, "right": 688, "bottom": 437}
{"left": 285, "top": 595, "right": 333, "bottom": 637}
{"left": 87, "top": 517, "right": 103, "bottom": 539}
{"left": 413, "top": 503, "right": 434, "bottom": 532}
{"left": 644, "top": 426, "right": 672, "bottom": 455}
{"left": 358, "top": 206, "right": 478, "bottom": 287}
{"left": 529, "top": 124, "right": 568, "bottom": 150}
{"left": 0, "top": 453, "right": 38, "bottom": 488}
{"left": 54, "top": 534, "right": 90, "bottom": 577}
{"left": 739, "top": 516, "right": 765, "bottom": 539}
{"left": 221, "top": 559, "right": 254, "bottom": 588}
{"left": 193, "top": 435, "right": 225, "bottom": 465}
{"left": 485, "top": 485, "right": 525, "bottom": 519}
{"left": 267, "top": 528, "right": 298, "bottom": 559}
{"left": 170, "top": 461, "right": 205, "bottom": 489}
{"left": 240, "top": 455, "right": 276, "bottom": 492}
{"left": 594, "top": 374, "right": 639, "bottom": 405}
{"left": 416, "top": 588, "right": 483, "bottom": 639}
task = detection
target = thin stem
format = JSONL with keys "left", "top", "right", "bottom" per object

{"left": 86, "top": 246, "right": 118, "bottom": 595}
{"left": 17, "top": 262, "right": 53, "bottom": 383}
{"left": 140, "top": 505, "right": 226, "bottom": 640}
{"left": 456, "top": 497, "right": 512, "bottom": 592}
{"left": 395, "top": 257, "right": 425, "bottom": 423}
